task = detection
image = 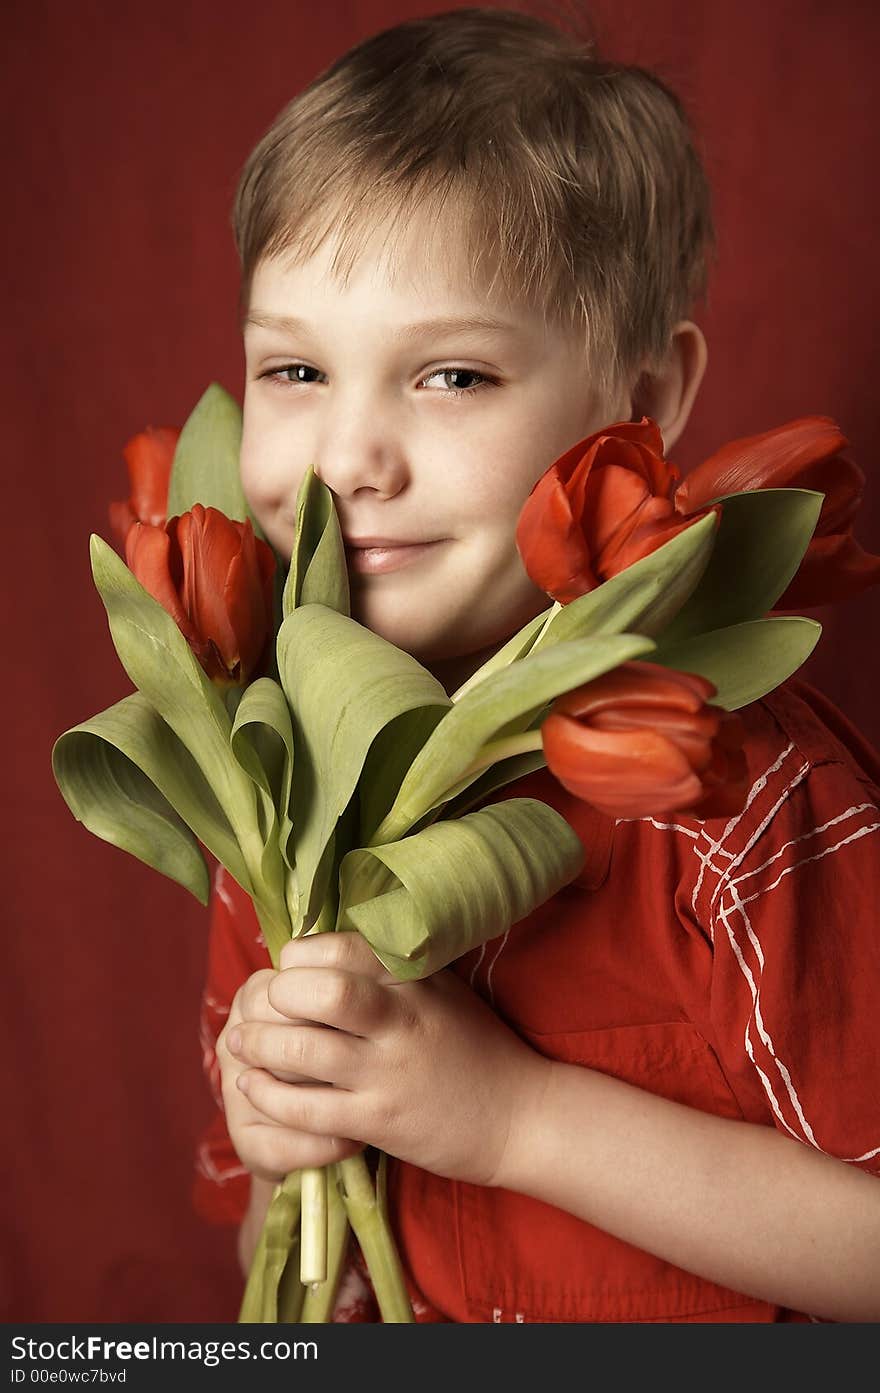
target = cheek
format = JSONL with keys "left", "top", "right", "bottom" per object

{"left": 445, "top": 414, "right": 547, "bottom": 513}
{"left": 239, "top": 401, "right": 307, "bottom": 529}
{"left": 456, "top": 445, "right": 548, "bottom": 535}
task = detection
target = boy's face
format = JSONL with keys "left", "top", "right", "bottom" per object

{"left": 240, "top": 209, "right": 630, "bottom": 682}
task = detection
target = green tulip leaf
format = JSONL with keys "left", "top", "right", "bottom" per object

{"left": 282, "top": 468, "right": 349, "bottom": 618}
{"left": 656, "top": 489, "right": 824, "bottom": 644}
{"left": 276, "top": 604, "right": 451, "bottom": 930}
{"left": 651, "top": 615, "right": 822, "bottom": 709}
{"left": 239, "top": 1171, "right": 303, "bottom": 1323}
{"left": 51, "top": 692, "right": 253, "bottom": 902}
{"left": 89, "top": 534, "right": 263, "bottom": 870}
{"left": 231, "top": 676, "right": 296, "bottom": 880}
{"left": 231, "top": 678, "right": 295, "bottom": 852}
{"left": 534, "top": 511, "right": 717, "bottom": 650}
{"left": 357, "top": 704, "right": 450, "bottom": 844}
{"left": 338, "top": 798, "right": 585, "bottom": 980}
{"left": 439, "top": 750, "right": 550, "bottom": 822}
{"left": 165, "top": 382, "right": 263, "bottom": 534}
{"left": 307, "top": 798, "right": 362, "bottom": 937}
{"left": 373, "top": 632, "right": 654, "bottom": 841}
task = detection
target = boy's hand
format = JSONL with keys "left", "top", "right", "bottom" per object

{"left": 222, "top": 932, "right": 549, "bottom": 1188}
{"left": 216, "top": 966, "right": 364, "bottom": 1182}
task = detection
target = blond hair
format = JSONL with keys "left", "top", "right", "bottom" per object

{"left": 232, "top": 6, "right": 715, "bottom": 398}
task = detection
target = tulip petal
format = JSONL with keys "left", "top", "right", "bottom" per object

{"left": 776, "top": 530, "right": 880, "bottom": 610}
{"left": 122, "top": 426, "right": 178, "bottom": 525}
{"left": 603, "top": 511, "right": 709, "bottom": 582}
{"left": 184, "top": 506, "right": 243, "bottom": 678}
{"left": 553, "top": 661, "right": 714, "bottom": 720}
{"left": 125, "top": 523, "right": 197, "bottom": 646}
{"left": 675, "top": 417, "right": 848, "bottom": 512}
{"left": 516, "top": 465, "right": 597, "bottom": 602}
{"left": 516, "top": 418, "right": 691, "bottom": 606}
{"left": 582, "top": 461, "right": 660, "bottom": 558}
{"left": 535, "top": 512, "right": 717, "bottom": 648}
{"left": 674, "top": 418, "right": 880, "bottom": 610}
{"left": 225, "top": 523, "right": 275, "bottom": 685}
{"left": 777, "top": 453, "right": 863, "bottom": 533}
{"left": 556, "top": 418, "right": 666, "bottom": 486}
{"left": 542, "top": 714, "right": 703, "bottom": 818}
{"left": 549, "top": 420, "right": 666, "bottom": 488}
{"left": 591, "top": 705, "right": 722, "bottom": 772}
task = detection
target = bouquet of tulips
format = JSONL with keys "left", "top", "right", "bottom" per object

{"left": 52, "top": 385, "right": 879, "bottom": 1322}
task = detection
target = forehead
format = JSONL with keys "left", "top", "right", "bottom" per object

{"left": 247, "top": 198, "right": 538, "bottom": 328}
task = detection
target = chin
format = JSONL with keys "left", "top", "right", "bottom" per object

{"left": 349, "top": 593, "right": 461, "bottom": 663}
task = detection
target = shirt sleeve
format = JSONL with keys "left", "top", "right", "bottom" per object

{"left": 699, "top": 746, "right": 880, "bottom": 1174}
{"left": 193, "top": 865, "right": 272, "bottom": 1225}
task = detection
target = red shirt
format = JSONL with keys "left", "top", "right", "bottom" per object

{"left": 194, "top": 678, "right": 880, "bottom": 1322}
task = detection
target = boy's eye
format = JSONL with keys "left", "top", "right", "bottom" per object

{"left": 259, "top": 364, "right": 492, "bottom": 396}
{"left": 266, "top": 364, "right": 326, "bottom": 386}
{"left": 420, "top": 367, "right": 489, "bottom": 395}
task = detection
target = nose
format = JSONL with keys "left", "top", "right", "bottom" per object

{"left": 312, "top": 388, "right": 409, "bottom": 501}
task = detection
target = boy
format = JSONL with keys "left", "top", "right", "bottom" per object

{"left": 196, "top": 8, "right": 880, "bottom": 1321}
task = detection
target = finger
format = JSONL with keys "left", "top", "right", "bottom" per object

{"left": 228, "top": 968, "right": 321, "bottom": 1068}
{"left": 237, "top": 1070, "right": 364, "bottom": 1140}
{"left": 235, "top": 968, "right": 292, "bottom": 1025}
{"left": 219, "top": 1023, "right": 309, "bottom": 1088}
{"left": 239, "top": 1121, "right": 364, "bottom": 1179}
{"left": 228, "top": 1021, "right": 366, "bottom": 1088}
{"left": 267, "top": 966, "right": 392, "bottom": 1037}
{"left": 279, "top": 931, "right": 398, "bottom": 984}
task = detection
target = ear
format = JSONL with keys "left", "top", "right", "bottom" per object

{"left": 629, "top": 320, "right": 708, "bottom": 453}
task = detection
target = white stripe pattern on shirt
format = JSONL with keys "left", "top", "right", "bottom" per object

{"left": 606, "top": 747, "right": 880, "bottom": 1169}
{"left": 713, "top": 787, "right": 879, "bottom": 1163}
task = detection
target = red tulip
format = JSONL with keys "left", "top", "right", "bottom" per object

{"left": 541, "top": 661, "right": 749, "bottom": 820}
{"left": 516, "top": 418, "right": 714, "bottom": 604}
{"left": 126, "top": 504, "right": 276, "bottom": 687}
{"left": 109, "top": 426, "right": 179, "bottom": 545}
{"left": 674, "top": 416, "right": 880, "bottom": 608}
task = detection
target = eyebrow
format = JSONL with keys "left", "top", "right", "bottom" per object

{"left": 244, "top": 311, "right": 522, "bottom": 343}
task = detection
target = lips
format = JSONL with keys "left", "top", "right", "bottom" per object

{"left": 343, "top": 536, "right": 446, "bottom": 576}
{"left": 343, "top": 536, "right": 435, "bottom": 548}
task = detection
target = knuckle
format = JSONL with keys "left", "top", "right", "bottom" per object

{"left": 331, "top": 932, "right": 362, "bottom": 970}
{"left": 220, "top": 1069, "right": 245, "bottom": 1114}
{"left": 393, "top": 993, "right": 421, "bottom": 1037}
{"left": 279, "top": 1028, "right": 308, "bottom": 1073}
{"left": 326, "top": 1135, "right": 362, "bottom": 1164}
{"left": 258, "top": 1129, "right": 299, "bottom": 1180}
{"left": 238, "top": 968, "right": 274, "bottom": 1020}
{"left": 216, "top": 1021, "right": 242, "bottom": 1072}
{"left": 316, "top": 970, "right": 356, "bottom": 1019}
{"left": 371, "top": 1094, "right": 399, "bottom": 1143}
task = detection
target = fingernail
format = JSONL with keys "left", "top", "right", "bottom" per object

{"left": 227, "top": 1028, "right": 242, "bottom": 1054}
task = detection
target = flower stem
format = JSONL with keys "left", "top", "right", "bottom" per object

{"left": 299, "top": 1168, "right": 350, "bottom": 1322}
{"left": 337, "top": 1154, "right": 414, "bottom": 1322}
{"left": 299, "top": 1167, "right": 328, "bottom": 1283}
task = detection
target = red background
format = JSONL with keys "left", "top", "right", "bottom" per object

{"left": 4, "top": 0, "right": 878, "bottom": 1322}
